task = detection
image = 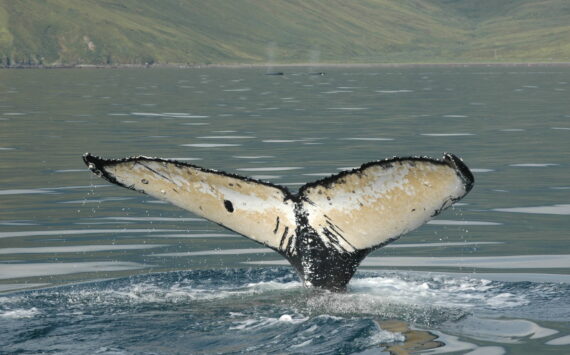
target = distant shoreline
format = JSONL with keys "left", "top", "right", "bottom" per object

{"left": 2, "top": 61, "right": 570, "bottom": 70}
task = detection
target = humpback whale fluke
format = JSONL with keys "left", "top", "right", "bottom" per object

{"left": 83, "top": 153, "right": 474, "bottom": 291}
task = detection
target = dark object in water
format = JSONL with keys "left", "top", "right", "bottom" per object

{"left": 83, "top": 153, "right": 474, "bottom": 291}
{"left": 265, "top": 72, "right": 284, "bottom": 76}
{"left": 308, "top": 72, "right": 326, "bottom": 76}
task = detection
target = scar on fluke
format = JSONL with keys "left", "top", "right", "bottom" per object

{"left": 224, "top": 200, "right": 234, "bottom": 213}
{"left": 83, "top": 152, "right": 474, "bottom": 291}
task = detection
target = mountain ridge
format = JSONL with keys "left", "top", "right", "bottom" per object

{"left": 1, "top": 0, "right": 569, "bottom": 67}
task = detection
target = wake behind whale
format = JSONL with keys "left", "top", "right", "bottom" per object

{"left": 83, "top": 153, "right": 474, "bottom": 291}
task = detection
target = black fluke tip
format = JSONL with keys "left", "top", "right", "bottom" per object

{"left": 443, "top": 153, "right": 474, "bottom": 192}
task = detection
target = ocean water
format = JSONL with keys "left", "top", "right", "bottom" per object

{"left": 1, "top": 66, "right": 569, "bottom": 354}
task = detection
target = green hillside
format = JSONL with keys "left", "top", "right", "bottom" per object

{"left": 1, "top": 0, "right": 569, "bottom": 66}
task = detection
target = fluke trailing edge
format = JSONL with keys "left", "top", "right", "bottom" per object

{"left": 83, "top": 153, "right": 474, "bottom": 291}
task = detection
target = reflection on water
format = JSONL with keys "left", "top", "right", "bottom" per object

{"left": 0, "top": 66, "right": 569, "bottom": 353}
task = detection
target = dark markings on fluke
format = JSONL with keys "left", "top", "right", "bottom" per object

{"left": 83, "top": 152, "right": 474, "bottom": 291}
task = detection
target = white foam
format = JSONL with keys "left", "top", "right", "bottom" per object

{"left": 551, "top": 127, "right": 570, "bottom": 130}
{"left": 367, "top": 329, "right": 405, "bottom": 346}
{"left": 493, "top": 204, "right": 570, "bottom": 215}
{"left": 443, "top": 115, "right": 468, "bottom": 118}
{"left": 230, "top": 314, "right": 307, "bottom": 331}
{"left": 0, "top": 147, "right": 16, "bottom": 151}
{"left": 0, "top": 308, "right": 41, "bottom": 319}
{"left": 302, "top": 273, "right": 527, "bottom": 316}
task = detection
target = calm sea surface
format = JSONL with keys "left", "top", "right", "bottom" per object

{"left": 0, "top": 67, "right": 569, "bottom": 354}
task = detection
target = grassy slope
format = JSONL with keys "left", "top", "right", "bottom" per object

{"left": 0, "top": 0, "right": 569, "bottom": 66}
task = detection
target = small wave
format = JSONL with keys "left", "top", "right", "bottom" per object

{"left": 493, "top": 204, "right": 570, "bottom": 215}
{"left": 427, "top": 220, "right": 501, "bottom": 226}
{"left": 223, "top": 88, "right": 251, "bottom": 92}
{"left": 251, "top": 174, "right": 282, "bottom": 180}
{"left": 360, "top": 255, "right": 570, "bottom": 269}
{"left": 233, "top": 155, "right": 275, "bottom": 159}
{"left": 421, "top": 133, "right": 475, "bottom": 137}
{"left": 197, "top": 135, "right": 255, "bottom": 139}
{"left": 509, "top": 163, "right": 559, "bottom": 167}
{"left": 154, "top": 248, "right": 274, "bottom": 257}
{"left": 376, "top": 90, "right": 413, "bottom": 93}
{"left": 181, "top": 143, "right": 241, "bottom": 148}
{"left": 97, "top": 217, "right": 205, "bottom": 222}
{"left": 0, "top": 244, "right": 166, "bottom": 255}
{"left": 340, "top": 137, "right": 394, "bottom": 141}
{"left": 237, "top": 167, "right": 302, "bottom": 172}
{"left": 0, "top": 261, "right": 148, "bottom": 280}
{"left": 262, "top": 139, "right": 301, "bottom": 143}
{"left": 547, "top": 335, "right": 570, "bottom": 345}
{"left": 0, "top": 228, "right": 178, "bottom": 239}
{"left": 0, "top": 188, "right": 58, "bottom": 195}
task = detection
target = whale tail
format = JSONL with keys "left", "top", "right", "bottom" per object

{"left": 83, "top": 153, "right": 474, "bottom": 291}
